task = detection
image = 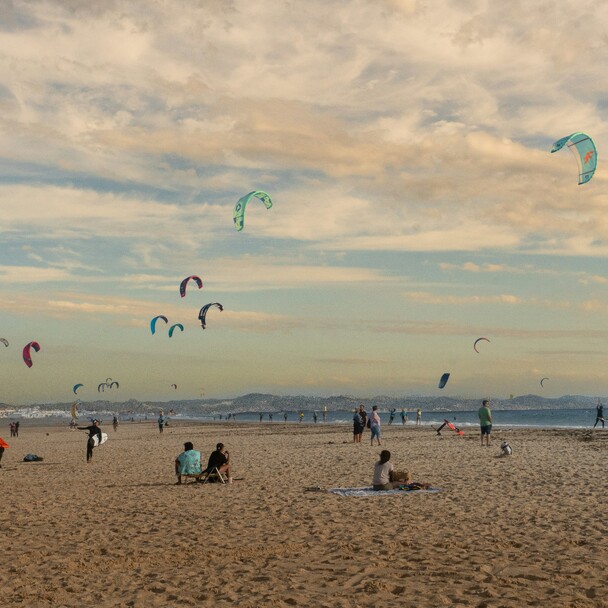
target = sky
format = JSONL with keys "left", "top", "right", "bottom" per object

{"left": 1, "top": 0, "right": 608, "bottom": 404}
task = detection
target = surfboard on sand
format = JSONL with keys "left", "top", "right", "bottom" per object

{"left": 92, "top": 433, "right": 108, "bottom": 447}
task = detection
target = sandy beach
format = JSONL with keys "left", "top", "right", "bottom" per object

{"left": 1, "top": 420, "right": 606, "bottom": 607}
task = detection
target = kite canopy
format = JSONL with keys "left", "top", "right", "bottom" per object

{"left": 473, "top": 337, "right": 490, "bottom": 353}
{"left": 171, "top": 383, "right": 177, "bottom": 389}
{"left": 168, "top": 323, "right": 184, "bottom": 338}
{"left": 179, "top": 276, "right": 203, "bottom": 298}
{"left": 22, "top": 341, "right": 40, "bottom": 368}
{"left": 0, "top": 338, "right": 8, "bottom": 347}
{"left": 233, "top": 190, "right": 273, "bottom": 231}
{"left": 551, "top": 132, "right": 597, "bottom": 184}
{"left": 73, "top": 383, "right": 84, "bottom": 395}
{"left": 540, "top": 377, "right": 549, "bottom": 387}
{"left": 198, "top": 303, "right": 224, "bottom": 329}
{"left": 150, "top": 315, "right": 169, "bottom": 335}
{"left": 98, "top": 383, "right": 107, "bottom": 392}
{"left": 438, "top": 372, "right": 450, "bottom": 389}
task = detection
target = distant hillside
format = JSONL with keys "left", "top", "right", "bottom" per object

{"left": 6, "top": 393, "right": 600, "bottom": 417}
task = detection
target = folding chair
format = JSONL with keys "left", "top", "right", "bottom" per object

{"left": 202, "top": 467, "right": 226, "bottom": 484}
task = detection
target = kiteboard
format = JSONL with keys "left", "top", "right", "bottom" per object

{"left": 92, "top": 433, "right": 108, "bottom": 447}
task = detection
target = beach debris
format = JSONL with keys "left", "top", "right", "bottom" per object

{"left": 473, "top": 337, "right": 490, "bottom": 353}
{"left": 198, "top": 303, "right": 223, "bottom": 329}
{"left": 22, "top": 341, "right": 40, "bottom": 368}
{"left": 438, "top": 372, "right": 450, "bottom": 389}
{"left": 550, "top": 132, "right": 597, "bottom": 184}
{"left": 233, "top": 190, "right": 273, "bottom": 231}
{"left": 179, "top": 275, "right": 203, "bottom": 298}
{"left": 150, "top": 315, "right": 169, "bottom": 334}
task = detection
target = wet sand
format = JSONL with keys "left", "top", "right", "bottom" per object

{"left": 1, "top": 420, "right": 607, "bottom": 607}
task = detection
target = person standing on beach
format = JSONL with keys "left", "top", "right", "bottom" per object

{"left": 283, "top": 412, "right": 288, "bottom": 422}
{"left": 353, "top": 409, "right": 363, "bottom": 443}
{"left": 369, "top": 405, "right": 382, "bottom": 446}
{"left": 478, "top": 400, "right": 492, "bottom": 446}
{"left": 9, "top": 422, "right": 15, "bottom": 438}
{"left": 299, "top": 412, "right": 304, "bottom": 422}
{"left": 323, "top": 406, "right": 327, "bottom": 422}
{"left": 389, "top": 409, "right": 396, "bottom": 425}
{"left": 358, "top": 405, "right": 367, "bottom": 431}
{"left": 416, "top": 409, "right": 422, "bottom": 426}
{"left": 313, "top": 411, "right": 318, "bottom": 423}
{"left": 113, "top": 415, "right": 119, "bottom": 432}
{"left": 401, "top": 409, "right": 407, "bottom": 425}
{"left": 14, "top": 421, "right": 19, "bottom": 437}
{"left": 593, "top": 402, "right": 605, "bottom": 428}
{"left": 77, "top": 420, "right": 102, "bottom": 463}
{"left": 158, "top": 414, "right": 165, "bottom": 434}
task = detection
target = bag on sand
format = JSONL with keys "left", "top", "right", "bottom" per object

{"left": 23, "top": 454, "right": 44, "bottom": 462}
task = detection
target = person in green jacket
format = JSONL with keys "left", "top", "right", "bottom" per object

{"left": 478, "top": 400, "right": 492, "bottom": 446}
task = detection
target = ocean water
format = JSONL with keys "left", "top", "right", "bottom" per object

{"left": 3, "top": 407, "right": 604, "bottom": 430}
{"left": 204, "top": 408, "right": 603, "bottom": 430}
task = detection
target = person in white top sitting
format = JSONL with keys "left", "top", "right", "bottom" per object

{"left": 372, "top": 450, "right": 412, "bottom": 491}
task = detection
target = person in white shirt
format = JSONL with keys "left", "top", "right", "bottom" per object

{"left": 372, "top": 450, "right": 411, "bottom": 491}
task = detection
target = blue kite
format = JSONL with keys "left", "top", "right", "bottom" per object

{"left": 551, "top": 133, "right": 597, "bottom": 184}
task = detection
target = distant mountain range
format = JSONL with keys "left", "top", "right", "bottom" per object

{"left": 0, "top": 393, "right": 600, "bottom": 417}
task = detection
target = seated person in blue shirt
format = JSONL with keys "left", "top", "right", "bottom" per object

{"left": 206, "top": 442, "right": 233, "bottom": 483}
{"left": 175, "top": 441, "right": 202, "bottom": 484}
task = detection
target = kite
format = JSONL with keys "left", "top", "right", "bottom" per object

{"left": 438, "top": 372, "right": 450, "bottom": 389}
{"left": 198, "top": 303, "right": 223, "bottom": 329}
{"left": 171, "top": 384, "right": 177, "bottom": 389}
{"left": 168, "top": 323, "right": 184, "bottom": 338}
{"left": 22, "top": 341, "right": 40, "bottom": 368}
{"left": 473, "top": 337, "right": 490, "bottom": 353}
{"left": 0, "top": 338, "right": 8, "bottom": 347}
{"left": 180, "top": 275, "right": 203, "bottom": 298}
{"left": 540, "top": 377, "right": 549, "bottom": 387}
{"left": 110, "top": 381, "right": 119, "bottom": 389}
{"left": 233, "top": 190, "right": 273, "bottom": 231}
{"left": 73, "top": 383, "right": 84, "bottom": 395}
{"left": 98, "top": 383, "right": 107, "bottom": 392}
{"left": 551, "top": 133, "right": 597, "bottom": 184}
{"left": 150, "top": 315, "right": 169, "bottom": 335}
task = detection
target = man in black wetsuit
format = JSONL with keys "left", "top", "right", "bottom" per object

{"left": 594, "top": 403, "right": 605, "bottom": 429}
{"left": 77, "top": 420, "right": 102, "bottom": 463}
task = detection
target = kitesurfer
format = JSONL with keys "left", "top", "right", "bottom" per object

{"left": 78, "top": 420, "right": 102, "bottom": 463}
{"left": 593, "top": 402, "right": 605, "bottom": 429}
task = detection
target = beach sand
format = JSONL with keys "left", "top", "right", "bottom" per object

{"left": 1, "top": 420, "right": 606, "bottom": 607}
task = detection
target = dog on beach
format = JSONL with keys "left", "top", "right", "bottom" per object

{"left": 499, "top": 440, "right": 513, "bottom": 456}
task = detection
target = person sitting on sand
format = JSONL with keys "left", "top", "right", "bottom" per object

{"left": 206, "top": 442, "right": 233, "bottom": 483}
{"left": 175, "top": 442, "right": 202, "bottom": 484}
{"left": 373, "top": 450, "right": 412, "bottom": 491}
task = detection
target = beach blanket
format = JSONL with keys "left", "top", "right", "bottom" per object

{"left": 328, "top": 485, "right": 442, "bottom": 497}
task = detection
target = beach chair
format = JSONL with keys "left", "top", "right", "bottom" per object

{"left": 202, "top": 467, "right": 226, "bottom": 484}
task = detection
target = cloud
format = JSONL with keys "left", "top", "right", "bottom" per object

{"left": 404, "top": 291, "right": 523, "bottom": 305}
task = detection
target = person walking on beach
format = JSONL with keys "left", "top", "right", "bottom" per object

{"left": 478, "top": 400, "right": 492, "bottom": 446}
{"left": 416, "top": 409, "right": 422, "bottom": 426}
{"left": 158, "top": 414, "right": 165, "bottom": 434}
{"left": 299, "top": 412, "right": 304, "bottom": 422}
{"left": 593, "top": 402, "right": 605, "bottom": 428}
{"left": 283, "top": 412, "right": 288, "bottom": 422}
{"left": 9, "top": 422, "right": 15, "bottom": 438}
{"left": 112, "top": 415, "right": 119, "bottom": 432}
{"left": 313, "top": 411, "right": 318, "bottom": 423}
{"left": 323, "top": 406, "right": 327, "bottom": 422}
{"left": 401, "top": 409, "right": 407, "bottom": 425}
{"left": 369, "top": 405, "right": 382, "bottom": 446}
{"left": 78, "top": 420, "right": 102, "bottom": 463}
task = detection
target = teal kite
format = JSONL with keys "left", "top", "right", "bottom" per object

{"left": 233, "top": 191, "right": 273, "bottom": 231}
{"left": 551, "top": 133, "right": 597, "bottom": 184}
{"left": 168, "top": 323, "right": 184, "bottom": 338}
